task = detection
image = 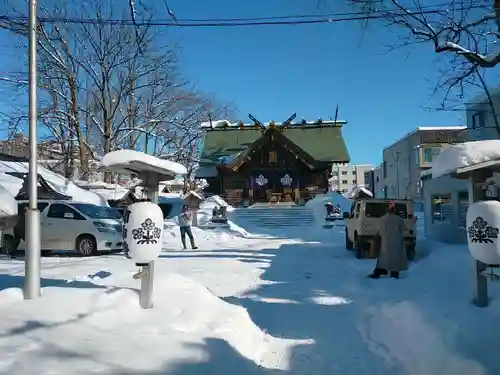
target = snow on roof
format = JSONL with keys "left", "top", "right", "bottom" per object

{"left": 348, "top": 186, "right": 373, "bottom": 199}
{"left": 200, "top": 119, "right": 237, "bottom": 128}
{"left": 432, "top": 140, "right": 500, "bottom": 178}
{"left": 162, "top": 179, "right": 184, "bottom": 186}
{"left": 0, "top": 162, "right": 107, "bottom": 206}
{"left": 100, "top": 150, "right": 187, "bottom": 177}
{"left": 0, "top": 185, "right": 17, "bottom": 217}
{"left": 200, "top": 119, "right": 347, "bottom": 129}
{"left": 416, "top": 126, "right": 467, "bottom": 131}
{"left": 420, "top": 169, "right": 433, "bottom": 178}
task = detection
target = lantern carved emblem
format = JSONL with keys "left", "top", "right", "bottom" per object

{"left": 468, "top": 217, "right": 499, "bottom": 243}
{"left": 256, "top": 174, "right": 268, "bottom": 186}
{"left": 280, "top": 174, "right": 292, "bottom": 186}
{"left": 466, "top": 200, "right": 500, "bottom": 265}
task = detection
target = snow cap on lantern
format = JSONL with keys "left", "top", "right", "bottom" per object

{"left": 466, "top": 200, "right": 500, "bottom": 265}
{"left": 122, "top": 201, "right": 164, "bottom": 264}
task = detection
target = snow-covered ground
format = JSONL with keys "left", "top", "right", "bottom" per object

{"left": 1, "top": 221, "right": 499, "bottom": 375}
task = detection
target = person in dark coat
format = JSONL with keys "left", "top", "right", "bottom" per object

{"left": 368, "top": 201, "right": 408, "bottom": 279}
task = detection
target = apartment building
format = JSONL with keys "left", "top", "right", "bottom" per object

{"left": 364, "top": 164, "right": 385, "bottom": 198}
{"left": 466, "top": 89, "right": 500, "bottom": 141}
{"left": 330, "top": 163, "right": 372, "bottom": 193}
{"left": 382, "top": 126, "right": 468, "bottom": 209}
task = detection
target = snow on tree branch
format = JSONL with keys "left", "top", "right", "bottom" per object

{"left": 347, "top": 0, "right": 499, "bottom": 68}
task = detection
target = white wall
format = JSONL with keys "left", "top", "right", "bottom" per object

{"left": 330, "top": 163, "right": 372, "bottom": 193}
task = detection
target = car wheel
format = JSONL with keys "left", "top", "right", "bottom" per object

{"left": 345, "top": 229, "right": 353, "bottom": 250}
{"left": 354, "top": 235, "right": 364, "bottom": 259}
{"left": 1, "top": 234, "right": 19, "bottom": 255}
{"left": 76, "top": 235, "right": 97, "bottom": 256}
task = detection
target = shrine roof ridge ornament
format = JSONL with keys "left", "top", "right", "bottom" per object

{"left": 200, "top": 119, "right": 347, "bottom": 130}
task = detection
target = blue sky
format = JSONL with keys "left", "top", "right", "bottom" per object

{"left": 0, "top": 0, "right": 466, "bottom": 166}
{"left": 165, "top": 0, "right": 462, "bottom": 165}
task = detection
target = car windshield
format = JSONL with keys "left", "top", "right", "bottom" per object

{"left": 365, "top": 202, "right": 408, "bottom": 219}
{"left": 70, "top": 203, "right": 122, "bottom": 219}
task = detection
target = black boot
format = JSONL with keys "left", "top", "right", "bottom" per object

{"left": 190, "top": 238, "right": 198, "bottom": 250}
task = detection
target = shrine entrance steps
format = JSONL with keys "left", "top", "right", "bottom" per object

{"left": 228, "top": 204, "right": 315, "bottom": 231}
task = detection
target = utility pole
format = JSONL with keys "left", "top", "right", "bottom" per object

{"left": 25, "top": 0, "right": 41, "bottom": 299}
{"left": 129, "top": 69, "right": 136, "bottom": 149}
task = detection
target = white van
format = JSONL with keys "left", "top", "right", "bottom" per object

{"left": 3, "top": 200, "right": 123, "bottom": 256}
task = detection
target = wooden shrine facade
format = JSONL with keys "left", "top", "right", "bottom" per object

{"left": 198, "top": 114, "right": 351, "bottom": 206}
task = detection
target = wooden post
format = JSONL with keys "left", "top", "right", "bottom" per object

{"left": 468, "top": 174, "right": 489, "bottom": 307}
{"left": 294, "top": 188, "right": 300, "bottom": 204}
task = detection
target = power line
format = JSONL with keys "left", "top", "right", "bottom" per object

{"left": 0, "top": 1, "right": 491, "bottom": 27}
{"left": 165, "top": 0, "right": 490, "bottom": 22}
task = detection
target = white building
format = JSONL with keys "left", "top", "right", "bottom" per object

{"left": 329, "top": 163, "right": 373, "bottom": 193}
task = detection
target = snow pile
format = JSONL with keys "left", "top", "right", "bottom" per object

{"left": 197, "top": 195, "right": 234, "bottom": 227}
{"left": 359, "top": 302, "right": 485, "bottom": 375}
{"left": 305, "top": 192, "right": 351, "bottom": 226}
{"left": 432, "top": 140, "right": 500, "bottom": 178}
{"left": 171, "top": 195, "right": 250, "bottom": 238}
{"left": 0, "top": 162, "right": 107, "bottom": 206}
{"left": 162, "top": 198, "right": 251, "bottom": 240}
{"left": 76, "top": 180, "right": 130, "bottom": 201}
{"left": 0, "top": 270, "right": 300, "bottom": 374}
{"left": 201, "top": 195, "right": 235, "bottom": 212}
{"left": 100, "top": 150, "right": 187, "bottom": 176}
{"left": 0, "top": 224, "right": 499, "bottom": 373}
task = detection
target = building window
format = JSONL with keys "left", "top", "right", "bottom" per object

{"left": 341, "top": 180, "right": 348, "bottom": 184}
{"left": 383, "top": 161, "right": 387, "bottom": 177}
{"left": 352, "top": 171, "right": 356, "bottom": 175}
{"left": 422, "top": 147, "right": 441, "bottom": 164}
{"left": 472, "top": 112, "right": 485, "bottom": 130}
{"left": 353, "top": 180, "right": 357, "bottom": 184}
{"left": 458, "top": 191, "right": 469, "bottom": 228}
{"left": 269, "top": 151, "right": 277, "bottom": 163}
{"left": 414, "top": 148, "right": 419, "bottom": 165}
{"left": 341, "top": 171, "right": 348, "bottom": 175}
{"left": 431, "top": 194, "right": 452, "bottom": 223}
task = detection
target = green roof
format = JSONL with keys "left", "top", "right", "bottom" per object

{"left": 201, "top": 125, "right": 350, "bottom": 165}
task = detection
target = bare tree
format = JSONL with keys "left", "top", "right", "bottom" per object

{"left": 345, "top": 0, "right": 495, "bottom": 64}
{"left": 341, "top": 0, "right": 500, "bottom": 134}
{"left": 0, "top": 0, "right": 226, "bottom": 179}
